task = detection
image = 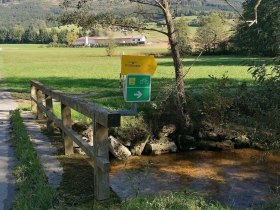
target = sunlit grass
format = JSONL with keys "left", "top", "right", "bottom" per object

{"left": 0, "top": 44, "right": 271, "bottom": 111}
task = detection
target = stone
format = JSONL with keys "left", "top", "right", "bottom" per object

{"left": 197, "top": 131, "right": 206, "bottom": 139}
{"left": 252, "top": 142, "right": 268, "bottom": 151}
{"left": 109, "top": 136, "right": 131, "bottom": 160}
{"left": 144, "top": 137, "right": 177, "bottom": 155}
{"left": 206, "top": 132, "right": 219, "bottom": 141}
{"left": 219, "top": 140, "right": 235, "bottom": 150}
{"left": 161, "top": 124, "right": 176, "bottom": 137}
{"left": 82, "top": 125, "right": 93, "bottom": 146}
{"left": 233, "top": 135, "right": 250, "bottom": 148}
{"left": 131, "top": 136, "right": 149, "bottom": 156}
{"left": 197, "top": 140, "right": 234, "bottom": 151}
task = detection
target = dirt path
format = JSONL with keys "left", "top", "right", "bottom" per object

{"left": 0, "top": 91, "right": 17, "bottom": 210}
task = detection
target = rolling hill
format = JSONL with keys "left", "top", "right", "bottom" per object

{"left": 0, "top": 0, "right": 245, "bottom": 28}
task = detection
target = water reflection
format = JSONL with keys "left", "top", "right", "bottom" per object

{"left": 109, "top": 149, "right": 280, "bottom": 209}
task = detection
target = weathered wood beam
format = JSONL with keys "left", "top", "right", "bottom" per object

{"left": 30, "top": 80, "right": 121, "bottom": 127}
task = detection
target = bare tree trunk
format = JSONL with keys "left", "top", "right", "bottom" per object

{"left": 162, "top": 0, "right": 186, "bottom": 107}
{"left": 162, "top": 0, "right": 191, "bottom": 130}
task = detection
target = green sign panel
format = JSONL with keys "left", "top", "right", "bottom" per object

{"left": 124, "top": 74, "right": 151, "bottom": 102}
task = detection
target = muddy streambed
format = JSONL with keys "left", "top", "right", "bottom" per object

{"left": 109, "top": 149, "right": 280, "bottom": 209}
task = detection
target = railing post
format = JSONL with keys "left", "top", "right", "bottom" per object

{"left": 93, "top": 120, "right": 110, "bottom": 200}
{"left": 61, "top": 103, "right": 73, "bottom": 155}
{"left": 45, "top": 94, "right": 54, "bottom": 134}
{"left": 31, "top": 85, "right": 37, "bottom": 114}
{"left": 36, "top": 89, "right": 44, "bottom": 120}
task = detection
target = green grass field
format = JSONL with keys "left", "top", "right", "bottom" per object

{"left": 0, "top": 44, "right": 270, "bottom": 110}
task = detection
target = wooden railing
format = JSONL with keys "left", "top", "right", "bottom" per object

{"left": 30, "top": 80, "right": 121, "bottom": 200}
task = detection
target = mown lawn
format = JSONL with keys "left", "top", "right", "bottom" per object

{"left": 0, "top": 44, "right": 271, "bottom": 110}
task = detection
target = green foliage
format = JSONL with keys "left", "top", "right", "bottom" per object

{"left": 122, "top": 190, "right": 230, "bottom": 210}
{"left": 174, "top": 18, "right": 192, "bottom": 55}
{"left": 10, "top": 110, "right": 55, "bottom": 210}
{"left": 199, "top": 74, "right": 233, "bottom": 123}
{"left": 234, "top": 59, "right": 280, "bottom": 124}
{"left": 66, "top": 31, "right": 78, "bottom": 46}
{"left": 195, "top": 12, "right": 228, "bottom": 53}
{"left": 0, "top": 0, "right": 62, "bottom": 28}
{"left": 0, "top": 27, "right": 8, "bottom": 43}
{"left": 9, "top": 25, "right": 25, "bottom": 43}
{"left": 234, "top": 0, "right": 280, "bottom": 56}
{"left": 106, "top": 35, "right": 117, "bottom": 56}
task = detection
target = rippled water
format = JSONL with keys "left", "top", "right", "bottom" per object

{"left": 109, "top": 149, "right": 280, "bottom": 209}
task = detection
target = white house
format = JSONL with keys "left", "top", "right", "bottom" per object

{"left": 74, "top": 35, "right": 146, "bottom": 46}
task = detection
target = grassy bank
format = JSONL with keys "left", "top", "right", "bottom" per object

{"left": 10, "top": 109, "right": 231, "bottom": 210}
{"left": 10, "top": 110, "right": 55, "bottom": 210}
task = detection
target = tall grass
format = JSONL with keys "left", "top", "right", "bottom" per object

{"left": 10, "top": 110, "right": 55, "bottom": 210}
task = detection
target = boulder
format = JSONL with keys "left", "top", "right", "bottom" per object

{"left": 160, "top": 124, "right": 176, "bottom": 137}
{"left": 206, "top": 132, "right": 219, "bottom": 141}
{"left": 252, "top": 142, "right": 268, "bottom": 151}
{"left": 108, "top": 136, "right": 131, "bottom": 159}
{"left": 144, "top": 137, "right": 177, "bottom": 155}
{"left": 82, "top": 125, "right": 93, "bottom": 146}
{"left": 233, "top": 135, "right": 250, "bottom": 148}
{"left": 131, "top": 136, "right": 149, "bottom": 156}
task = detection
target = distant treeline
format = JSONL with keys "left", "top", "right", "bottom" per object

{"left": 0, "top": 23, "right": 78, "bottom": 45}
{"left": 0, "top": 0, "right": 242, "bottom": 29}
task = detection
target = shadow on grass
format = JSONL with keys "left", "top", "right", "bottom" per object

{"left": 3, "top": 76, "right": 253, "bottom": 110}
{"left": 158, "top": 56, "right": 274, "bottom": 67}
{"left": 3, "top": 77, "right": 253, "bottom": 93}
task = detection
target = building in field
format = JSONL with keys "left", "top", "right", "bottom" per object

{"left": 74, "top": 35, "right": 146, "bottom": 46}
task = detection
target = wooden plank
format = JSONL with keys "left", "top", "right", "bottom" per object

{"left": 37, "top": 102, "right": 95, "bottom": 160}
{"left": 31, "top": 85, "right": 37, "bottom": 114}
{"left": 45, "top": 94, "right": 54, "bottom": 134}
{"left": 93, "top": 122, "right": 110, "bottom": 200}
{"left": 61, "top": 103, "right": 73, "bottom": 155}
{"left": 30, "top": 80, "right": 121, "bottom": 127}
{"left": 36, "top": 89, "right": 44, "bottom": 120}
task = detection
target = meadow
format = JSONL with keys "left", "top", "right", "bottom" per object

{"left": 0, "top": 44, "right": 267, "bottom": 111}
{"left": 3, "top": 45, "right": 279, "bottom": 209}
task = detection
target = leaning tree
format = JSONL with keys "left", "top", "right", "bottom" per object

{"left": 59, "top": 0, "right": 191, "bottom": 129}
{"left": 58, "top": 0, "right": 265, "bottom": 130}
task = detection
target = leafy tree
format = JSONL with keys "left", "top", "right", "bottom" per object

{"left": 23, "top": 26, "right": 38, "bottom": 43}
{"left": 174, "top": 18, "right": 192, "bottom": 55}
{"left": 234, "top": 0, "right": 280, "bottom": 56}
{"left": 60, "top": 0, "right": 191, "bottom": 130}
{"left": 38, "top": 29, "right": 50, "bottom": 44}
{"left": 0, "top": 27, "right": 8, "bottom": 43}
{"left": 106, "top": 34, "right": 117, "bottom": 56}
{"left": 195, "top": 12, "right": 228, "bottom": 53}
{"left": 57, "top": 30, "right": 68, "bottom": 44}
{"left": 66, "top": 31, "right": 78, "bottom": 46}
{"left": 8, "top": 25, "right": 25, "bottom": 43}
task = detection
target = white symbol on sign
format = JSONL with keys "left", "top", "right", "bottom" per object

{"left": 134, "top": 91, "right": 142, "bottom": 98}
{"left": 140, "top": 78, "right": 149, "bottom": 85}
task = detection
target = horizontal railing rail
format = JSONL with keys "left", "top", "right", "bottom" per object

{"left": 30, "top": 80, "right": 121, "bottom": 200}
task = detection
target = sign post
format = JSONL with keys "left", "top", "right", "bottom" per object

{"left": 121, "top": 55, "right": 157, "bottom": 76}
{"left": 124, "top": 74, "right": 151, "bottom": 102}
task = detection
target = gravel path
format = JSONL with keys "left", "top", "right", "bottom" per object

{"left": 0, "top": 91, "right": 17, "bottom": 210}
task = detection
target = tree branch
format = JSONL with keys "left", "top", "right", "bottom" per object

{"left": 223, "top": 0, "right": 262, "bottom": 27}
{"left": 129, "top": 0, "right": 162, "bottom": 9}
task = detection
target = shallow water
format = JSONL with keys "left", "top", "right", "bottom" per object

{"left": 109, "top": 149, "right": 280, "bottom": 209}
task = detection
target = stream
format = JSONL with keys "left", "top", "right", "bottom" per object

{"left": 109, "top": 149, "right": 280, "bottom": 209}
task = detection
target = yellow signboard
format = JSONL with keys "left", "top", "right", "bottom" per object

{"left": 121, "top": 55, "right": 157, "bottom": 75}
